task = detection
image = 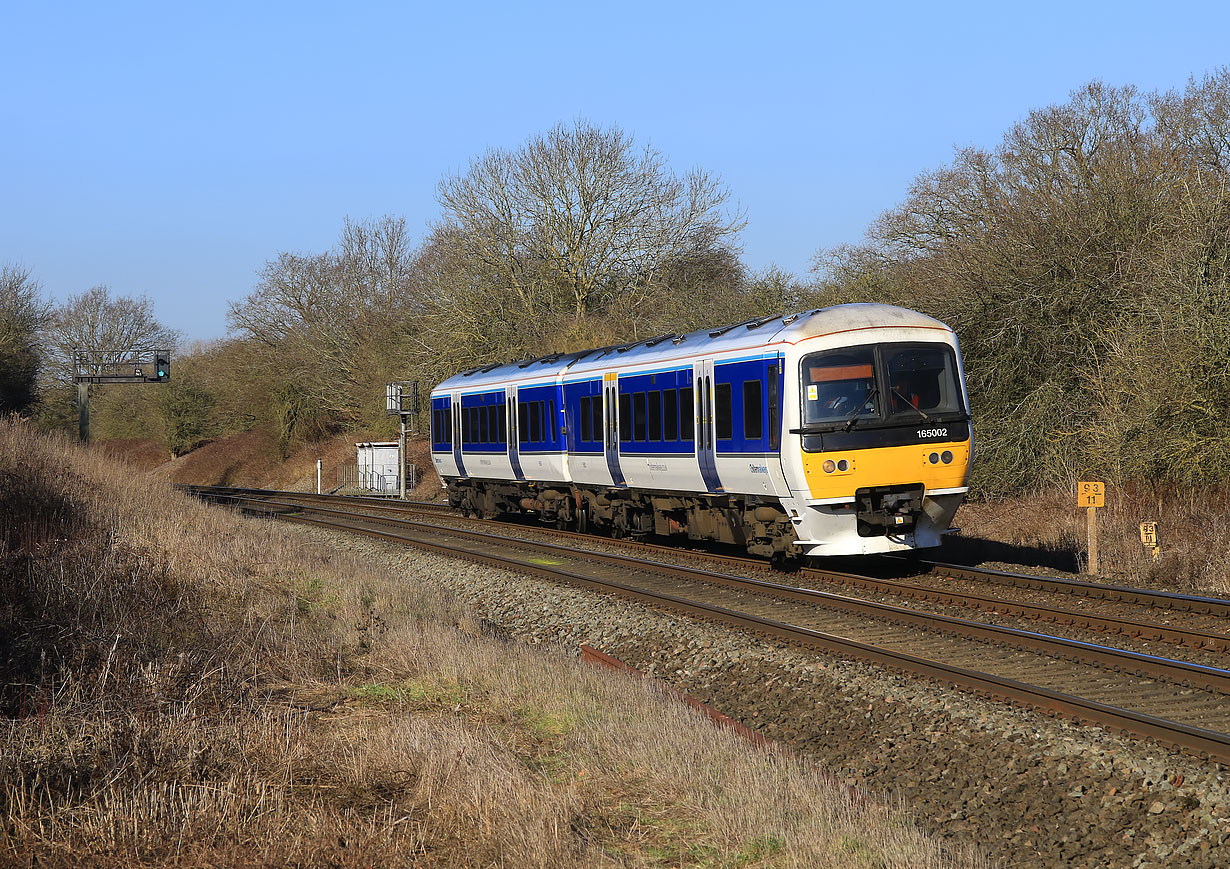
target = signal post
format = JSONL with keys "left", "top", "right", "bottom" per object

{"left": 386, "top": 381, "right": 420, "bottom": 498}
{"left": 72, "top": 349, "right": 171, "bottom": 443}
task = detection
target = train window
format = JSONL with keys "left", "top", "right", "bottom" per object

{"left": 632, "top": 392, "right": 647, "bottom": 441}
{"left": 479, "top": 405, "right": 489, "bottom": 444}
{"left": 743, "top": 380, "right": 762, "bottom": 441}
{"left": 768, "top": 364, "right": 779, "bottom": 450}
{"left": 491, "top": 406, "right": 500, "bottom": 444}
{"left": 715, "top": 383, "right": 733, "bottom": 440}
{"left": 884, "top": 345, "right": 963, "bottom": 417}
{"left": 461, "top": 408, "right": 469, "bottom": 444}
{"left": 550, "top": 400, "right": 557, "bottom": 442}
{"left": 802, "top": 347, "right": 879, "bottom": 425}
{"left": 619, "top": 394, "right": 631, "bottom": 442}
{"left": 445, "top": 408, "right": 452, "bottom": 444}
{"left": 529, "top": 402, "right": 542, "bottom": 442}
{"left": 580, "top": 396, "right": 593, "bottom": 442}
{"left": 432, "top": 409, "right": 440, "bottom": 445}
{"left": 663, "top": 390, "right": 678, "bottom": 441}
{"left": 518, "top": 402, "right": 528, "bottom": 442}
{"left": 497, "top": 404, "right": 506, "bottom": 444}
{"left": 592, "top": 395, "right": 604, "bottom": 444}
{"left": 647, "top": 391, "right": 662, "bottom": 441}
{"left": 679, "top": 388, "right": 694, "bottom": 441}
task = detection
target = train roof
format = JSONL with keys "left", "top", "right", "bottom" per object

{"left": 432, "top": 304, "right": 952, "bottom": 393}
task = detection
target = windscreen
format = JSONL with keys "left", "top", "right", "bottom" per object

{"left": 802, "top": 347, "right": 879, "bottom": 425}
{"left": 884, "top": 345, "right": 964, "bottom": 418}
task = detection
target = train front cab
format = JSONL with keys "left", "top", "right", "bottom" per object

{"left": 782, "top": 332, "right": 972, "bottom": 557}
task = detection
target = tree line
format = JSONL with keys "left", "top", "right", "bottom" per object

{"left": 5, "top": 73, "right": 1230, "bottom": 495}
{"left": 820, "top": 71, "right": 1230, "bottom": 493}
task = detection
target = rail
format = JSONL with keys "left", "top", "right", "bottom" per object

{"left": 184, "top": 484, "right": 1230, "bottom": 765}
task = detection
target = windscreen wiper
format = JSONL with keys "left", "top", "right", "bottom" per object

{"left": 890, "top": 388, "right": 931, "bottom": 420}
{"left": 842, "top": 385, "right": 878, "bottom": 431}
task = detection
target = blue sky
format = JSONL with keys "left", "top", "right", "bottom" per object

{"left": 3, "top": 1, "right": 1228, "bottom": 341}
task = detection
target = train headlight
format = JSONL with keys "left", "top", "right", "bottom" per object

{"left": 837, "top": 459, "right": 850, "bottom": 472}
{"left": 928, "top": 452, "right": 939, "bottom": 464}
{"left": 941, "top": 450, "right": 953, "bottom": 464}
{"left": 822, "top": 459, "right": 836, "bottom": 473}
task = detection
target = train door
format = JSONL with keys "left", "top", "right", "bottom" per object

{"left": 451, "top": 390, "right": 467, "bottom": 477}
{"left": 694, "top": 360, "right": 723, "bottom": 493}
{"left": 506, "top": 386, "right": 524, "bottom": 480}
{"left": 603, "top": 373, "right": 625, "bottom": 487}
{"left": 764, "top": 355, "right": 791, "bottom": 499}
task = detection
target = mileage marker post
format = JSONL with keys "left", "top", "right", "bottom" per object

{"left": 1078, "top": 481, "right": 1105, "bottom": 575}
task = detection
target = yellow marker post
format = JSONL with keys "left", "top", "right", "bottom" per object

{"left": 1139, "top": 521, "right": 1160, "bottom": 562}
{"left": 1078, "top": 481, "right": 1104, "bottom": 575}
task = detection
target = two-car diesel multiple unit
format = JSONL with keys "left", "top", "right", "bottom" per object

{"left": 429, "top": 304, "right": 972, "bottom": 559}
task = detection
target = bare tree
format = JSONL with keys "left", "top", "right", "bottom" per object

{"left": 1152, "top": 67, "right": 1230, "bottom": 173}
{"left": 817, "top": 76, "right": 1230, "bottom": 492}
{"left": 226, "top": 215, "right": 419, "bottom": 447}
{"left": 45, "top": 286, "right": 179, "bottom": 383}
{"left": 0, "top": 264, "right": 49, "bottom": 413}
{"left": 228, "top": 215, "right": 416, "bottom": 348}
{"left": 433, "top": 120, "right": 746, "bottom": 324}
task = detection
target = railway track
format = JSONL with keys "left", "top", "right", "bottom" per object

{"left": 183, "top": 484, "right": 1230, "bottom": 765}
{"left": 181, "top": 486, "right": 1230, "bottom": 654}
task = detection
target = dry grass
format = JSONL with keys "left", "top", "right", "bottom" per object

{"left": 1, "top": 417, "right": 977, "bottom": 866}
{"left": 94, "top": 437, "right": 172, "bottom": 471}
{"left": 151, "top": 427, "right": 283, "bottom": 488}
{"left": 955, "top": 485, "right": 1230, "bottom": 595}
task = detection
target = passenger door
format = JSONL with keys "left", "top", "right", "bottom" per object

{"left": 693, "top": 360, "right": 723, "bottom": 493}
{"left": 506, "top": 386, "right": 524, "bottom": 480}
{"left": 451, "top": 390, "right": 467, "bottom": 477}
{"left": 603, "top": 373, "right": 626, "bottom": 487}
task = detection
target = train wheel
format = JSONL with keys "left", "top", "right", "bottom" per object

{"left": 770, "top": 551, "right": 799, "bottom": 573}
{"left": 577, "top": 508, "right": 589, "bottom": 534}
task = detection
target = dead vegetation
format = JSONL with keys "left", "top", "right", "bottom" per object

{"left": 0, "top": 417, "right": 973, "bottom": 867}
{"left": 955, "top": 486, "right": 1230, "bottom": 595}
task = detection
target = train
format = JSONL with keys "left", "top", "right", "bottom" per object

{"left": 429, "top": 303, "right": 972, "bottom": 561}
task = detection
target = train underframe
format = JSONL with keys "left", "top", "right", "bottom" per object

{"left": 446, "top": 478, "right": 799, "bottom": 563}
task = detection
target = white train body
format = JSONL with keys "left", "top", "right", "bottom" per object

{"left": 429, "top": 304, "right": 972, "bottom": 558}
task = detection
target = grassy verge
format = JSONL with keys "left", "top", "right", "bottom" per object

{"left": 0, "top": 417, "right": 974, "bottom": 867}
